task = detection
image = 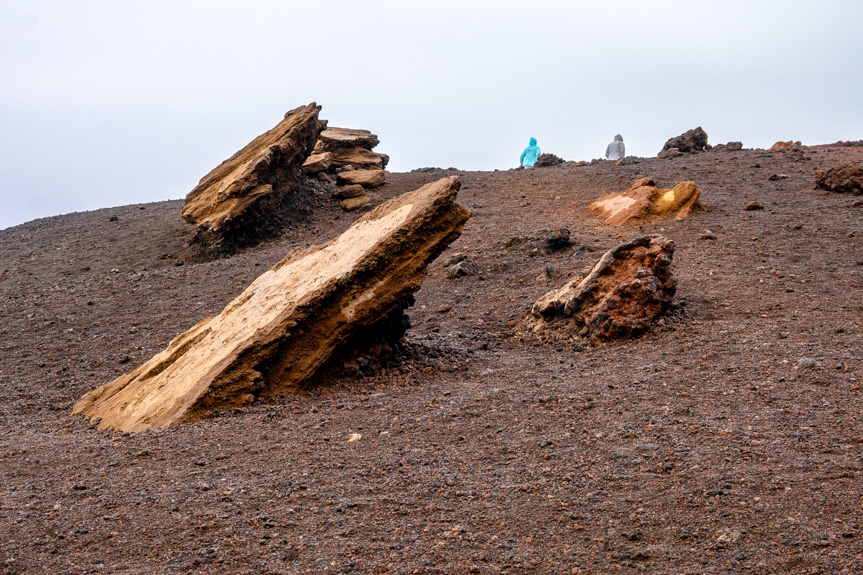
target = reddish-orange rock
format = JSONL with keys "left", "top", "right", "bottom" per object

{"left": 528, "top": 235, "right": 676, "bottom": 345}
{"left": 337, "top": 169, "right": 387, "bottom": 188}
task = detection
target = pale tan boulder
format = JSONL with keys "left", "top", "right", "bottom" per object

{"left": 72, "top": 177, "right": 471, "bottom": 432}
{"left": 340, "top": 195, "right": 372, "bottom": 211}
{"left": 328, "top": 147, "right": 389, "bottom": 170}
{"left": 337, "top": 169, "right": 387, "bottom": 188}
{"left": 182, "top": 103, "right": 326, "bottom": 252}
{"left": 590, "top": 178, "right": 702, "bottom": 225}
{"left": 302, "top": 152, "right": 332, "bottom": 175}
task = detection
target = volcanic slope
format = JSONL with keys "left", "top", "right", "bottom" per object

{"left": 1, "top": 144, "right": 862, "bottom": 574}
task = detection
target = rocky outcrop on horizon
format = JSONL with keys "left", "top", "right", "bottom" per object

{"left": 589, "top": 177, "right": 702, "bottom": 225}
{"left": 527, "top": 235, "right": 676, "bottom": 345}
{"left": 72, "top": 176, "right": 471, "bottom": 432}
{"left": 815, "top": 163, "right": 863, "bottom": 195}
{"left": 658, "top": 126, "right": 709, "bottom": 157}
{"left": 182, "top": 103, "right": 326, "bottom": 255}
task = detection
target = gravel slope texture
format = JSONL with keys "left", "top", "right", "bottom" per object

{"left": 1, "top": 144, "right": 862, "bottom": 574}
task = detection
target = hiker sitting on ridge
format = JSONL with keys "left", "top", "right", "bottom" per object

{"left": 520, "top": 137, "right": 541, "bottom": 168}
{"left": 605, "top": 134, "right": 625, "bottom": 161}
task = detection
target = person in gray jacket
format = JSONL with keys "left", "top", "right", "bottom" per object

{"left": 605, "top": 134, "right": 625, "bottom": 161}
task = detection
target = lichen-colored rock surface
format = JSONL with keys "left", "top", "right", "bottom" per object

{"left": 72, "top": 176, "right": 471, "bottom": 432}
{"left": 814, "top": 163, "right": 863, "bottom": 195}
{"left": 337, "top": 169, "right": 387, "bottom": 188}
{"left": 182, "top": 103, "right": 326, "bottom": 253}
{"left": 590, "top": 178, "right": 702, "bottom": 225}
{"left": 527, "top": 235, "right": 676, "bottom": 345}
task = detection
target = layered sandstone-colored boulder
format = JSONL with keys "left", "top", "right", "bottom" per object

{"left": 659, "top": 127, "right": 708, "bottom": 155}
{"left": 182, "top": 103, "right": 326, "bottom": 252}
{"left": 337, "top": 169, "right": 387, "bottom": 188}
{"left": 315, "top": 128, "right": 380, "bottom": 152}
{"left": 333, "top": 184, "right": 367, "bottom": 199}
{"left": 814, "top": 163, "right": 863, "bottom": 195}
{"left": 527, "top": 235, "right": 676, "bottom": 345}
{"left": 314, "top": 127, "right": 389, "bottom": 171}
{"left": 302, "top": 152, "right": 332, "bottom": 175}
{"left": 72, "top": 176, "right": 471, "bottom": 432}
{"left": 590, "top": 178, "right": 702, "bottom": 225}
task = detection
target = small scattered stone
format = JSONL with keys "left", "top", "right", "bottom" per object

{"left": 700, "top": 230, "right": 717, "bottom": 240}
{"left": 744, "top": 201, "right": 764, "bottom": 211}
{"left": 539, "top": 439, "right": 554, "bottom": 448}
{"left": 768, "top": 173, "right": 789, "bottom": 181}
{"left": 795, "top": 357, "right": 821, "bottom": 370}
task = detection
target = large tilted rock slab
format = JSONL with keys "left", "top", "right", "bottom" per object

{"left": 527, "top": 235, "right": 676, "bottom": 345}
{"left": 182, "top": 103, "right": 326, "bottom": 252}
{"left": 72, "top": 177, "right": 471, "bottom": 432}
{"left": 590, "top": 178, "right": 702, "bottom": 225}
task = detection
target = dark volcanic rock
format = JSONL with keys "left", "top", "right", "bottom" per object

{"left": 182, "top": 103, "right": 326, "bottom": 255}
{"left": 712, "top": 141, "right": 743, "bottom": 152}
{"left": 528, "top": 235, "right": 676, "bottom": 345}
{"left": 660, "top": 127, "right": 709, "bottom": 155}
{"left": 542, "top": 228, "right": 572, "bottom": 253}
{"left": 534, "top": 153, "right": 565, "bottom": 168}
{"left": 814, "top": 163, "right": 863, "bottom": 195}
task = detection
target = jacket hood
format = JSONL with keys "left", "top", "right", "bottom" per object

{"left": 614, "top": 134, "right": 623, "bottom": 141}
{"left": 529, "top": 137, "right": 537, "bottom": 146}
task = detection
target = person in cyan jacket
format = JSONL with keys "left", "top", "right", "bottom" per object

{"left": 520, "top": 137, "right": 541, "bottom": 167}
{"left": 605, "top": 134, "right": 625, "bottom": 161}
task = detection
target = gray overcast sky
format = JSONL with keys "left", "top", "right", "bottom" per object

{"left": 2, "top": 0, "right": 862, "bottom": 230}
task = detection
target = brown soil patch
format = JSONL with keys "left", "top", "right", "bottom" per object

{"left": 2, "top": 145, "right": 862, "bottom": 573}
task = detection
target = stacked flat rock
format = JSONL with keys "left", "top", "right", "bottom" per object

{"left": 183, "top": 103, "right": 326, "bottom": 253}
{"left": 72, "top": 177, "right": 471, "bottom": 432}
{"left": 305, "top": 127, "right": 389, "bottom": 191}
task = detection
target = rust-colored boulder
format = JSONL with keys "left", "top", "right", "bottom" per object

{"left": 337, "top": 169, "right": 387, "bottom": 189}
{"left": 72, "top": 176, "right": 471, "bottom": 432}
{"left": 590, "top": 178, "right": 702, "bottom": 225}
{"left": 814, "top": 163, "right": 863, "bottom": 195}
{"left": 769, "top": 140, "right": 801, "bottom": 152}
{"left": 182, "top": 103, "right": 326, "bottom": 253}
{"left": 659, "top": 127, "right": 708, "bottom": 155}
{"left": 527, "top": 235, "right": 676, "bottom": 345}
{"left": 302, "top": 152, "right": 332, "bottom": 175}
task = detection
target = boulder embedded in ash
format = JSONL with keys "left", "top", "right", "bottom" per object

{"left": 534, "top": 153, "right": 565, "bottom": 167}
{"left": 659, "top": 127, "right": 708, "bottom": 155}
{"left": 527, "top": 235, "right": 676, "bottom": 345}
{"left": 590, "top": 177, "right": 702, "bottom": 225}
{"left": 543, "top": 228, "right": 572, "bottom": 253}
{"left": 814, "top": 163, "right": 863, "bottom": 195}
{"left": 337, "top": 169, "right": 387, "bottom": 189}
{"left": 182, "top": 103, "right": 326, "bottom": 254}
{"left": 72, "top": 176, "right": 471, "bottom": 432}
